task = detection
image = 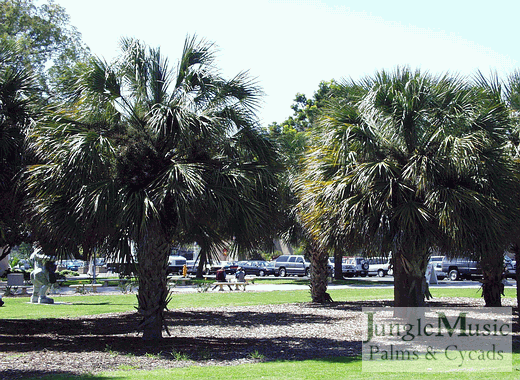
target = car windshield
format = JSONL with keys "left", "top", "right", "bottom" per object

{"left": 344, "top": 258, "right": 355, "bottom": 265}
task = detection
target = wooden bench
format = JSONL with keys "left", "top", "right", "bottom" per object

{"left": 69, "top": 283, "right": 103, "bottom": 293}
{"left": 3, "top": 274, "right": 32, "bottom": 295}
{"left": 0, "top": 285, "right": 31, "bottom": 295}
{"left": 211, "top": 281, "right": 248, "bottom": 291}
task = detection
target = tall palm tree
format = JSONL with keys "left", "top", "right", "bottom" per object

{"left": 25, "top": 36, "right": 283, "bottom": 340}
{"left": 306, "top": 67, "right": 517, "bottom": 307}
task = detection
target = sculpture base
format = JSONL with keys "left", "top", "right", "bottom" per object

{"left": 31, "top": 296, "right": 54, "bottom": 304}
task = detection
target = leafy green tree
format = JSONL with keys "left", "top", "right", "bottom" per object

{"left": 0, "top": 0, "right": 90, "bottom": 97}
{"left": 25, "top": 36, "right": 283, "bottom": 339}
{"left": 270, "top": 79, "right": 369, "bottom": 284}
{"left": 0, "top": 0, "right": 89, "bottom": 261}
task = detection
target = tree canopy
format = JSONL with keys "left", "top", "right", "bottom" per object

{"left": 24, "top": 35, "right": 284, "bottom": 339}
{"left": 0, "top": 0, "right": 90, "bottom": 96}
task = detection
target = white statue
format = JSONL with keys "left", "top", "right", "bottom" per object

{"left": 30, "top": 243, "right": 56, "bottom": 304}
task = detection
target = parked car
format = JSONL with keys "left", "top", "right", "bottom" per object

{"left": 57, "top": 259, "right": 84, "bottom": 271}
{"left": 274, "top": 255, "right": 310, "bottom": 277}
{"left": 327, "top": 258, "right": 335, "bottom": 276}
{"left": 206, "top": 261, "right": 230, "bottom": 275}
{"left": 223, "top": 261, "right": 241, "bottom": 274}
{"left": 14, "top": 259, "right": 31, "bottom": 271}
{"left": 367, "top": 257, "right": 392, "bottom": 277}
{"left": 504, "top": 256, "right": 516, "bottom": 279}
{"left": 441, "top": 257, "right": 482, "bottom": 281}
{"left": 428, "top": 256, "right": 446, "bottom": 280}
{"left": 265, "top": 261, "right": 280, "bottom": 277}
{"left": 186, "top": 260, "right": 199, "bottom": 275}
{"left": 342, "top": 257, "right": 369, "bottom": 277}
{"left": 167, "top": 255, "right": 187, "bottom": 275}
{"left": 236, "top": 260, "right": 277, "bottom": 276}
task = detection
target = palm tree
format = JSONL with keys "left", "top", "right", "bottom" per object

{"left": 307, "top": 67, "right": 517, "bottom": 307}
{"left": 500, "top": 69, "right": 520, "bottom": 310}
{"left": 454, "top": 71, "right": 520, "bottom": 307}
{"left": 0, "top": 39, "right": 38, "bottom": 261}
{"left": 25, "top": 36, "right": 283, "bottom": 340}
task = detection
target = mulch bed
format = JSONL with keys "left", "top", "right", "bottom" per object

{"left": 0, "top": 297, "right": 518, "bottom": 380}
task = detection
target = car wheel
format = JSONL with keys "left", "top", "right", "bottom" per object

{"left": 377, "top": 269, "right": 385, "bottom": 277}
{"left": 279, "top": 267, "right": 287, "bottom": 277}
{"left": 259, "top": 270, "right": 265, "bottom": 277}
{"left": 449, "top": 269, "right": 459, "bottom": 281}
{"left": 305, "top": 268, "right": 310, "bottom": 277}
{"left": 360, "top": 272, "right": 367, "bottom": 277}
{"left": 362, "top": 262, "right": 369, "bottom": 270}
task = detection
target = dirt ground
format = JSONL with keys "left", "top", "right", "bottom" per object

{"left": 1, "top": 297, "right": 518, "bottom": 380}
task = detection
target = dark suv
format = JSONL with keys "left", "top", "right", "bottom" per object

{"left": 274, "top": 255, "right": 311, "bottom": 277}
{"left": 441, "top": 258, "right": 482, "bottom": 281}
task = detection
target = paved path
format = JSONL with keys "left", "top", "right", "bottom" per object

{"left": 36, "top": 275, "right": 517, "bottom": 296}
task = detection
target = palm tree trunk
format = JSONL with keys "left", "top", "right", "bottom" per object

{"left": 393, "top": 251, "right": 428, "bottom": 307}
{"left": 196, "top": 243, "right": 210, "bottom": 279}
{"left": 516, "top": 251, "right": 520, "bottom": 318}
{"left": 480, "top": 256, "right": 504, "bottom": 307}
{"left": 308, "top": 242, "right": 333, "bottom": 303}
{"left": 333, "top": 247, "right": 343, "bottom": 280}
{"left": 510, "top": 243, "right": 520, "bottom": 318}
{"left": 136, "top": 223, "right": 171, "bottom": 340}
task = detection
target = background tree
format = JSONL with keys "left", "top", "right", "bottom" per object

{"left": 0, "top": 0, "right": 90, "bottom": 98}
{"left": 270, "top": 79, "right": 371, "bottom": 280}
{"left": 0, "top": 0, "right": 89, "bottom": 266}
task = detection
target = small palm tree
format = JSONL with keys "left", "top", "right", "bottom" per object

{"left": 25, "top": 36, "right": 283, "bottom": 339}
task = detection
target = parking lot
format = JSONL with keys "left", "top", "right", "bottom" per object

{"left": 338, "top": 274, "right": 517, "bottom": 288}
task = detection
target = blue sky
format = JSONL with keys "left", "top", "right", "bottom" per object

{"left": 56, "top": 0, "right": 519, "bottom": 126}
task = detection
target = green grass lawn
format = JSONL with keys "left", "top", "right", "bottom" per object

{"left": 2, "top": 287, "right": 515, "bottom": 319}
{"left": 3, "top": 290, "right": 319, "bottom": 319}
{"left": 28, "top": 355, "right": 520, "bottom": 380}
{"left": 5, "top": 286, "right": 518, "bottom": 380}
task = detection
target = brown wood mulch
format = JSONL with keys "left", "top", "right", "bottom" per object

{"left": 0, "top": 297, "right": 518, "bottom": 380}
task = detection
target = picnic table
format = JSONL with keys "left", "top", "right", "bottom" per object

{"left": 210, "top": 281, "right": 248, "bottom": 291}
